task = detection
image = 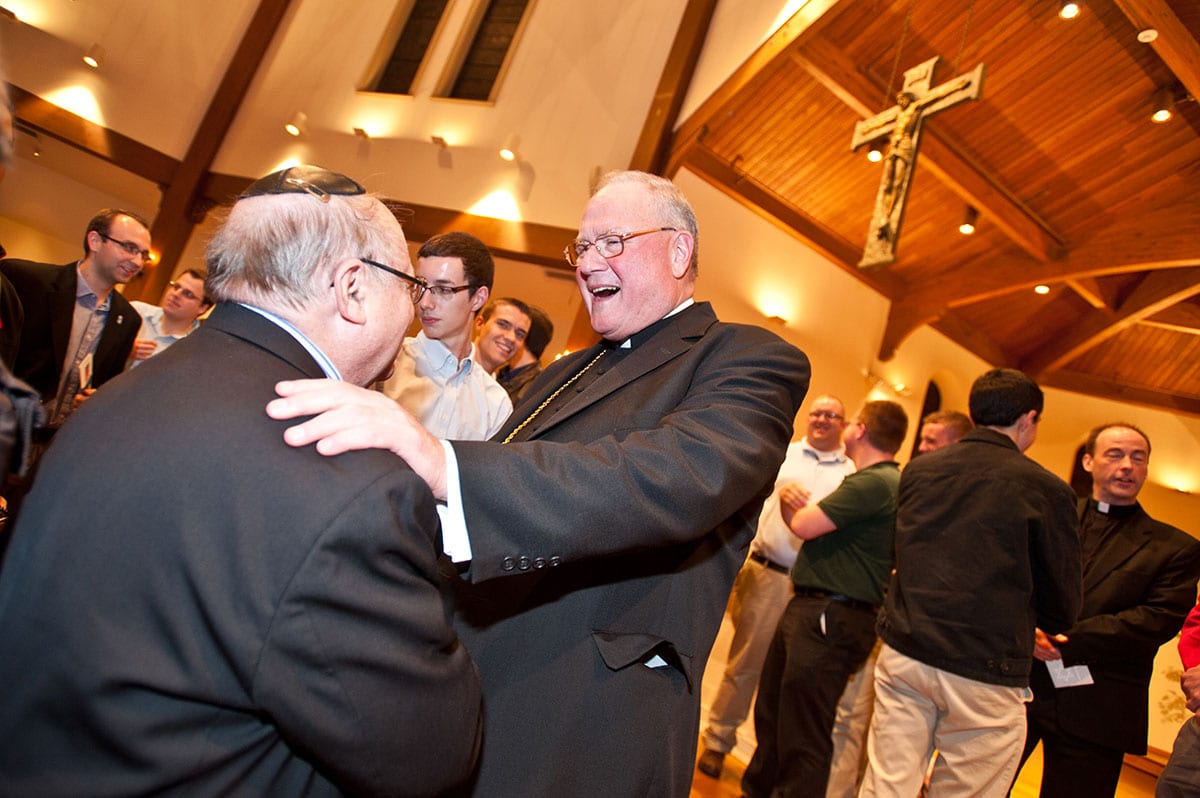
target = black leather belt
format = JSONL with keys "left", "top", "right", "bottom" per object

{"left": 748, "top": 551, "right": 789, "bottom": 575}
{"left": 793, "top": 587, "right": 879, "bottom": 613}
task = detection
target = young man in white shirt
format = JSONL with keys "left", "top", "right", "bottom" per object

{"left": 378, "top": 232, "right": 511, "bottom": 440}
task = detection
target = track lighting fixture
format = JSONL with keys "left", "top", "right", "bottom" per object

{"left": 1151, "top": 87, "right": 1174, "bottom": 124}
{"left": 958, "top": 206, "right": 978, "bottom": 235}
{"left": 82, "top": 43, "right": 106, "bottom": 68}
{"left": 499, "top": 134, "right": 519, "bottom": 162}
{"left": 1058, "top": 2, "right": 1080, "bottom": 20}
{"left": 284, "top": 112, "right": 307, "bottom": 137}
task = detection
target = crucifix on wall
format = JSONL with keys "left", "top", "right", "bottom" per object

{"left": 851, "top": 56, "right": 985, "bottom": 269}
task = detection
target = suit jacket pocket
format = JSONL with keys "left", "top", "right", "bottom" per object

{"left": 592, "top": 630, "right": 696, "bottom": 690}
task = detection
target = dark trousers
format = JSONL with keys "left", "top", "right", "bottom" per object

{"left": 742, "top": 594, "right": 877, "bottom": 798}
{"left": 1016, "top": 696, "right": 1124, "bottom": 798}
{"left": 1158, "top": 716, "right": 1200, "bottom": 798}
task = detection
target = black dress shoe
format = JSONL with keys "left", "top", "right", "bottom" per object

{"left": 697, "top": 748, "right": 725, "bottom": 778}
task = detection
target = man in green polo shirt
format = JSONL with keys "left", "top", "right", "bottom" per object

{"left": 742, "top": 400, "right": 908, "bottom": 798}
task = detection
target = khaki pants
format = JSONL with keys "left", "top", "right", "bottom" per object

{"left": 860, "top": 644, "right": 1031, "bottom": 798}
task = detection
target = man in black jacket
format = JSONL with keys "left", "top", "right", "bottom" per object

{"left": 0, "top": 209, "right": 145, "bottom": 428}
{"left": 1018, "top": 423, "right": 1200, "bottom": 797}
{"left": 860, "top": 368, "right": 1082, "bottom": 798}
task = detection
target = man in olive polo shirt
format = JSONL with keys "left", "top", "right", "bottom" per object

{"left": 742, "top": 400, "right": 909, "bottom": 798}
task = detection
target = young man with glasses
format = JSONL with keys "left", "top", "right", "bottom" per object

{"left": 128, "top": 268, "right": 213, "bottom": 366}
{"left": 0, "top": 208, "right": 147, "bottom": 429}
{"left": 378, "top": 231, "right": 512, "bottom": 440}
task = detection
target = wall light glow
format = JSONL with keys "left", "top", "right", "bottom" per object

{"left": 1153, "top": 468, "right": 1198, "bottom": 494}
{"left": 2, "top": 1, "right": 48, "bottom": 26}
{"left": 467, "top": 190, "right": 522, "bottom": 222}
{"left": 44, "top": 86, "right": 105, "bottom": 126}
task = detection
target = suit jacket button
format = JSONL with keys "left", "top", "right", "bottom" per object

{"left": 549, "top": 556, "right": 562, "bottom": 567}
{"left": 533, "top": 557, "right": 547, "bottom": 569}
{"left": 517, "top": 556, "right": 531, "bottom": 571}
{"left": 502, "top": 557, "right": 516, "bottom": 571}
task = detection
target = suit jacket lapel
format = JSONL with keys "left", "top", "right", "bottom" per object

{"left": 526, "top": 303, "right": 716, "bottom": 440}
{"left": 49, "top": 265, "right": 78, "bottom": 377}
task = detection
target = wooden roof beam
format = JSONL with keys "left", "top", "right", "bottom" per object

{"left": 1040, "top": 370, "right": 1200, "bottom": 417}
{"left": 628, "top": 0, "right": 719, "bottom": 175}
{"left": 134, "top": 0, "right": 296, "bottom": 303}
{"left": 1020, "top": 267, "right": 1200, "bottom": 376}
{"left": 878, "top": 212, "right": 1200, "bottom": 360}
{"left": 1113, "top": 0, "right": 1200, "bottom": 106}
{"left": 680, "top": 143, "right": 904, "bottom": 297}
{"left": 664, "top": 0, "right": 846, "bottom": 177}
{"left": 10, "top": 86, "right": 178, "bottom": 186}
{"left": 792, "top": 38, "right": 1064, "bottom": 264}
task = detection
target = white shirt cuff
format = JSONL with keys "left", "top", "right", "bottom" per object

{"left": 437, "top": 439, "right": 472, "bottom": 563}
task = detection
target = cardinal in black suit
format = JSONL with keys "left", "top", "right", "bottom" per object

{"left": 0, "top": 167, "right": 481, "bottom": 796}
{"left": 269, "top": 170, "right": 810, "bottom": 796}
{"left": 1019, "top": 423, "right": 1200, "bottom": 797}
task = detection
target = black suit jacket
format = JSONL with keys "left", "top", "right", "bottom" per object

{"left": 0, "top": 302, "right": 481, "bottom": 796}
{"left": 450, "top": 302, "right": 810, "bottom": 796}
{"left": 0, "top": 258, "right": 138, "bottom": 402}
{"left": 1029, "top": 499, "right": 1200, "bottom": 753}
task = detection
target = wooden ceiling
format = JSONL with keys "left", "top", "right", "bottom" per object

{"left": 665, "top": 0, "right": 1200, "bottom": 416}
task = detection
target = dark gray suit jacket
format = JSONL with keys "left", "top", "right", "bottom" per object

{"left": 450, "top": 302, "right": 810, "bottom": 796}
{"left": 0, "top": 258, "right": 138, "bottom": 401}
{"left": 0, "top": 302, "right": 481, "bottom": 796}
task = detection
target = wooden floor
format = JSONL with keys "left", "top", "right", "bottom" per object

{"left": 688, "top": 744, "right": 1160, "bottom": 798}
{"left": 689, "top": 610, "right": 1161, "bottom": 798}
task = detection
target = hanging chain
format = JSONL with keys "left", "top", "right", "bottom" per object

{"left": 502, "top": 350, "right": 607, "bottom": 444}
{"left": 952, "top": 0, "right": 977, "bottom": 76}
{"left": 884, "top": 0, "right": 916, "bottom": 104}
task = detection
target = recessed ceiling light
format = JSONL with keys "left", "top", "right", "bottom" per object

{"left": 1034, "top": 284, "right": 1050, "bottom": 295}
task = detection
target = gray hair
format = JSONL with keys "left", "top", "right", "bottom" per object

{"left": 593, "top": 171, "right": 699, "bottom": 276}
{"left": 205, "top": 192, "right": 403, "bottom": 311}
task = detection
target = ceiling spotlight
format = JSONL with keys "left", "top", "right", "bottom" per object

{"left": 867, "top": 142, "right": 883, "bottom": 163}
{"left": 1058, "top": 2, "right": 1080, "bottom": 20}
{"left": 958, "top": 206, "right": 978, "bottom": 235}
{"left": 82, "top": 43, "right": 106, "bottom": 68}
{"left": 1151, "top": 87, "right": 1174, "bottom": 123}
{"left": 499, "top": 134, "right": 519, "bottom": 162}
{"left": 1034, "top": 284, "right": 1051, "bottom": 295}
{"left": 284, "top": 112, "right": 307, "bottom": 137}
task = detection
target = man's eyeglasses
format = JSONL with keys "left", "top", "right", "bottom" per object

{"left": 424, "top": 284, "right": 475, "bottom": 301}
{"left": 360, "top": 257, "right": 428, "bottom": 304}
{"left": 563, "top": 227, "right": 678, "bottom": 267}
{"left": 167, "top": 280, "right": 202, "bottom": 302}
{"left": 809, "top": 410, "right": 844, "bottom": 421}
{"left": 99, "top": 232, "right": 152, "bottom": 263}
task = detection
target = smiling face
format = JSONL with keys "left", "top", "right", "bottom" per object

{"left": 87, "top": 214, "right": 151, "bottom": 289}
{"left": 1083, "top": 426, "right": 1150, "bottom": 506}
{"left": 574, "top": 179, "right": 694, "bottom": 342}
{"left": 805, "top": 396, "right": 847, "bottom": 452}
{"left": 474, "top": 302, "right": 530, "bottom": 372}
